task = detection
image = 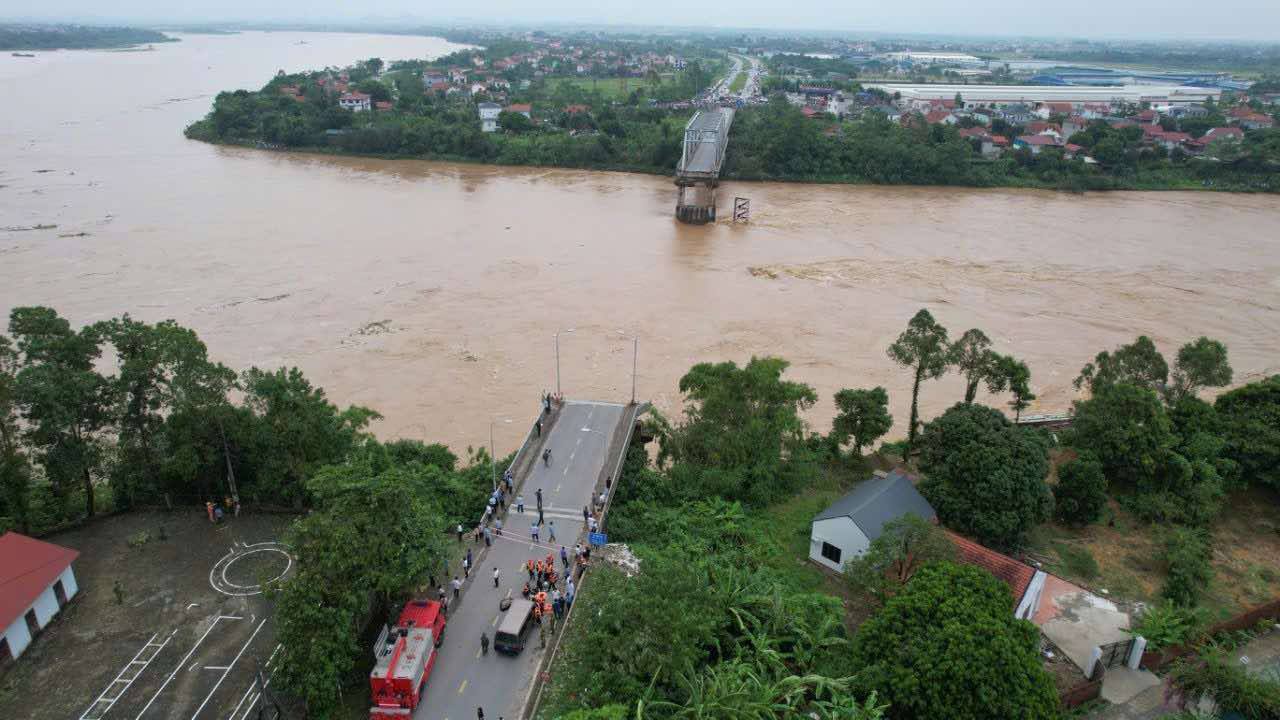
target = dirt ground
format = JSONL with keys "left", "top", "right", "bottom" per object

{"left": 0, "top": 510, "right": 296, "bottom": 720}
{"left": 1028, "top": 485, "right": 1280, "bottom": 619}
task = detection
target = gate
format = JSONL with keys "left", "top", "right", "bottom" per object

{"left": 1099, "top": 638, "right": 1136, "bottom": 670}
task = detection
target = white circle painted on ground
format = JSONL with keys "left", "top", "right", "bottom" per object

{"left": 209, "top": 542, "right": 293, "bottom": 596}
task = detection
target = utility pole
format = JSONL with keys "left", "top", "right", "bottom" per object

{"left": 631, "top": 336, "right": 638, "bottom": 405}
{"left": 490, "top": 421, "right": 497, "bottom": 491}
{"left": 218, "top": 418, "right": 239, "bottom": 504}
{"left": 554, "top": 332, "right": 561, "bottom": 397}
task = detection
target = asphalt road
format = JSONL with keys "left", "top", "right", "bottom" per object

{"left": 416, "top": 401, "right": 626, "bottom": 720}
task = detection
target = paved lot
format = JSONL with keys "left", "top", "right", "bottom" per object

{"left": 417, "top": 401, "right": 625, "bottom": 720}
{"left": 0, "top": 512, "right": 292, "bottom": 720}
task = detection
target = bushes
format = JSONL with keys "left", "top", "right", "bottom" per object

{"left": 1162, "top": 528, "right": 1214, "bottom": 607}
{"left": 1128, "top": 602, "right": 1209, "bottom": 651}
{"left": 1168, "top": 649, "right": 1280, "bottom": 720}
{"left": 1053, "top": 452, "right": 1108, "bottom": 526}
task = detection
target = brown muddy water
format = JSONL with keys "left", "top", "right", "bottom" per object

{"left": 2, "top": 32, "right": 1278, "bottom": 452}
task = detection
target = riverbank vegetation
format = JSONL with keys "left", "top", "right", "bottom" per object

{"left": 187, "top": 60, "right": 1280, "bottom": 192}
{"left": 0, "top": 306, "right": 503, "bottom": 717}
{"left": 0, "top": 24, "right": 174, "bottom": 50}
{"left": 540, "top": 309, "right": 1280, "bottom": 719}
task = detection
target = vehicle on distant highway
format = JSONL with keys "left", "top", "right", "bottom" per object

{"left": 369, "top": 599, "right": 446, "bottom": 719}
{"left": 494, "top": 598, "right": 536, "bottom": 655}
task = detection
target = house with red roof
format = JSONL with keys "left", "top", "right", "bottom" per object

{"left": 505, "top": 103, "right": 532, "bottom": 118}
{"left": 1191, "top": 126, "right": 1245, "bottom": 152}
{"left": 924, "top": 109, "right": 958, "bottom": 125}
{"left": 1, "top": 532, "right": 79, "bottom": 662}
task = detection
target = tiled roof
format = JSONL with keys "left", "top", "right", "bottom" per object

{"left": 0, "top": 532, "right": 78, "bottom": 630}
{"left": 946, "top": 531, "right": 1034, "bottom": 603}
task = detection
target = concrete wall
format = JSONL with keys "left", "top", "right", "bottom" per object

{"left": 809, "top": 517, "right": 869, "bottom": 572}
{"left": 1, "top": 565, "right": 77, "bottom": 660}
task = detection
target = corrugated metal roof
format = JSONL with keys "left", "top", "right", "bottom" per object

{"left": 813, "top": 471, "right": 936, "bottom": 541}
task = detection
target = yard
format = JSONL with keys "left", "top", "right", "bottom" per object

{"left": 1026, "top": 484, "right": 1280, "bottom": 620}
{"left": 0, "top": 510, "right": 297, "bottom": 720}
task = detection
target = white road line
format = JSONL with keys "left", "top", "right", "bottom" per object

{"left": 204, "top": 666, "right": 230, "bottom": 671}
{"left": 226, "top": 644, "right": 280, "bottom": 720}
{"left": 134, "top": 618, "right": 229, "bottom": 720}
{"left": 190, "top": 618, "right": 267, "bottom": 720}
{"left": 80, "top": 631, "right": 173, "bottom": 720}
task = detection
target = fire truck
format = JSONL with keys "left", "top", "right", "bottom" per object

{"left": 369, "top": 599, "right": 446, "bottom": 719}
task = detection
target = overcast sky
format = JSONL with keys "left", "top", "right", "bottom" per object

{"left": 11, "top": 0, "right": 1280, "bottom": 42}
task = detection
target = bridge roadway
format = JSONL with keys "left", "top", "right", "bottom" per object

{"left": 416, "top": 400, "right": 626, "bottom": 720}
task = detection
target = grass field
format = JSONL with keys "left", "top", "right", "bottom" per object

{"left": 728, "top": 70, "right": 747, "bottom": 93}
{"left": 546, "top": 75, "right": 668, "bottom": 100}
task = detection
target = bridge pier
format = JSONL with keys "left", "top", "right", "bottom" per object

{"left": 675, "top": 180, "right": 717, "bottom": 225}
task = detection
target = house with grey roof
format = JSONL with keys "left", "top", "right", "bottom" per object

{"left": 808, "top": 470, "right": 936, "bottom": 572}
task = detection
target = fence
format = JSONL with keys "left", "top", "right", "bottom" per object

{"left": 522, "top": 402, "right": 645, "bottom": 720}
{"left": 1060, "top": 674, "right": 1104, "bottom": 709}
{"left": 1142, "top": 597, "right": 1280, "bottom": 671}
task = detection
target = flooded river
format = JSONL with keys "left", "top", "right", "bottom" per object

{"left": 2, "top": 32, "right": 1278, "bottom": 451}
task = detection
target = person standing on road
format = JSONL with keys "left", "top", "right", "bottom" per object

{"left": 481, "top": 632, "right": 489, "bottom": 655}
{"left": 582, "top": 505, "right": 589, "bottom": 523}
{"left": 494, "top": 517, "right": 503, "bottom": 536}
{"left": 530, "top": 522, "right": 539, "bottom": 543}
{"left": 536, "top": 488, "right": 543, "bottom": 509}
{"left": 547, "top": 521, "right": 556, "bottom": 542}
{"left": 542, "top": 448, "right": 551, "bottom": 466}
{"left": 517, "top": 494, "right": 524, "bottom": 513}
{"left": 466, "top": 548, "right": 473, "bottom": 570}
{"left": 483, "top": 526, "right": 492, "bottom": 547}
{"left": 493, "top": 567, "right": 501, "bottom": 588}
{"left": 477, "top": 707, "right": 485, "bottom": 720}
{"left": 463, "top": 555, "right": 470, "bottom": 578}
{"left": 560, "top": 546, "right": 569, "bottom": 568}
{"left": 452, "top": 576, "right": 461, "bottom": 599}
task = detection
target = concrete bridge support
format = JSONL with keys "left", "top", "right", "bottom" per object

{"left": 675, "top": 180, "right": 717, "bottom": 225}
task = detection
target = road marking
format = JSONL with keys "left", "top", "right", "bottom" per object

{"left": 134, "top": 617, "right": 230, "bottom": 719}
{"left": 190, "top": 618, "right": 267, "bottom": 720}
{"left": 457, "top": 679, "right": 468, "bottom": 694}
{"left": 227, "top": 643, "right": 280, "bottom": 720}
{"left": 491, "top": 615, "right": 499, "bottom": 626}
{"left": 80, "top": 631, "right": 174, "bottom": 720}
{"left": 203, "top": 666, "right": 230, "bottom": 671}
{"left": 475, "top": 648, "right": 481, "bottom": 659}
{"left": 555, "top": 484, "right": 561, "bottom": 492}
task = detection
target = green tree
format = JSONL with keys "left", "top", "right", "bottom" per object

{"left": 949, "top": 328, "right": 999, "bottom": 404}
{"left": 657, "top": 357, "right": 817, "bottom": 505}
{"left": 1070, "top": 382, "right": 1174, "bottom": 490}
{"left": 270, "top": 453, "right": 447, "bottom": 716}
{"left": 1053, "top": 452, "right": 1108, "bottom": 526}
{"left": 1166, "top": 337, "right": 1232, "bottom": 403}
{"left": 240, "top": 367, "right": 379, "bottom": 504}
{"left": 0, "top": 335, "right": 33, "bottom": 533}
{"left": 886, "top": 309, "right": 950, "bottom": 456}
{"left": 8, "top": 307, "right": 111, "bottom": 519}
{"left": 1215, "top": 375, "right": 1280, "bottom": 491}
{"left": 831, "top": 387, "right": 893, "bottom": 457}
{"left": 844, "top": 514, "right": 954, "bottom": 604}
{"left": 1074, "top": 335, "right": 1169, "bottom": 396}
{"left": 498, "top": 109, "right": 534, "bottom": 133}
{"left": 994, "top": 354, "right": 1036, "bottom": 421}
{"left": 851, "top": 562, "right": 1059, "bottom": 720}
{"left": 918, "top": 403, "right": 1051, "bottom": 549}
{"left": 95, "top": 316, "right": 235, "bottom": 509}
{"left": 1161, "top": 527, "right": 1213, "bottom": 607}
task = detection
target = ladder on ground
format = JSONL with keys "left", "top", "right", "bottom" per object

{"left": 79, "top": 631, "right": 173, "bottom": 720}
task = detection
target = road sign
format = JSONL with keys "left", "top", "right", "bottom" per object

{"left": 588, "top": 532, "right": 607, "bottom": 547}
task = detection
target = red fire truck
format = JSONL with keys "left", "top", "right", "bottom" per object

{"left": 369, "top": 599, "right": 446, "bottom": 719}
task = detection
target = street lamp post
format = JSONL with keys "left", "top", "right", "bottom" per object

{"left": 554, "top": 332, "right": 560, "bottom": 398}
{"left": 489, "top": 421, "right": 497, "bottom": 491}
{"left": 631, "top": 336, "right": 638, "bottom": 405}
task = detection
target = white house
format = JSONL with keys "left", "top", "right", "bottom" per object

{"left": 477, "top": 102, "right": 502, "bottom": 133}
{"left": 809, "top": 471, "right": 937, "bottom": 572}
{"left": 1, "top": 532, "right": 79, "bottom": 663}
{"left": 338, "top": 92, "right": 371, "bottom": 112}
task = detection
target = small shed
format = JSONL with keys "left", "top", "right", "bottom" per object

{"left": 0, "top": 532, "right": 79, "bottom": 663}
{"left": 809, "top": 471, "right": 936, "bottom": 572}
